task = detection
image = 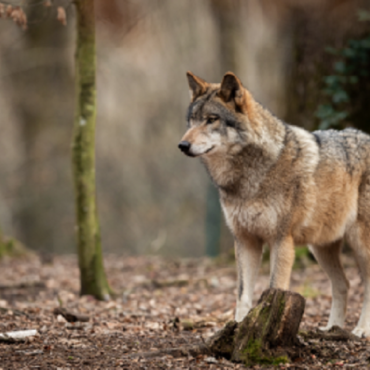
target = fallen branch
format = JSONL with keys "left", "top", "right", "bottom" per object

{"left": 181, "top": 319, "right": 216, "bottom": 331}
{"left": 177, "top": 312, "right": 233, "bottom": 331}
{"left": 0, "top": 329, "right": 38, "bottom": 343}
{"left": 53, "top": 307, "right": 89, "bottom": 323}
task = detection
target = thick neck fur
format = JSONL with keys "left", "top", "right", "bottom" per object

{"left": 202, "top": 101, "right": 286, "bottom": 200}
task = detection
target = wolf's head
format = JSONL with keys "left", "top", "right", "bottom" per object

{"left": 178, "top": 72, "right": 256, "bottom": 158}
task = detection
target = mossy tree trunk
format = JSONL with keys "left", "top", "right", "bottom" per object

{"left": 73, "top": 0, "right": 111, "bottom": 300}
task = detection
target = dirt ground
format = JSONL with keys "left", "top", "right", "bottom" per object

{"left": 0, "top": 252, "right": 369, "bottom": 369}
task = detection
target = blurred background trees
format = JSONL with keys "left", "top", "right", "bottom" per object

{"left": 0, "top": 0, "right": 369, "bottom": 258}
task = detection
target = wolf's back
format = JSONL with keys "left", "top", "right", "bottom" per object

{"left": 312, "top": 128, "right": 370, "bottom": 176}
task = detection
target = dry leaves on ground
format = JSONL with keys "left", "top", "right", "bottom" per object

{"left": 0, "top": 253, "right": 369, "bottom": 369}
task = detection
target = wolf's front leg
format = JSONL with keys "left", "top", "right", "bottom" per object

{"left": 234, "top": 237, "right": 263, "bottom": 322}
{"left": 269, "top": 236, "right": 295, "bottom": 290}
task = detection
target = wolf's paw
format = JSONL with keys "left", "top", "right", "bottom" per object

{"left": 235, "top": 305, "right": 251, "bottom": 323}
{"left": 319, "top": 319, "right": 345, "bottom": 332}
{"left": 352, "top": 326, "right": 370, "bottom": 338}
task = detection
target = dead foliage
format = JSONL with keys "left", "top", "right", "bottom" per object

{"left": 0, "top": 254, "right": 369, "bottom": 368}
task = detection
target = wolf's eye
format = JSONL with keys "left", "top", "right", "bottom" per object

{"left": 206, "top": 116, "right": 218, "bottom": 124}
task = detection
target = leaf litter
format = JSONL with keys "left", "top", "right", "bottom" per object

{"left": 0, "top": 253, "right": 369, "bottom": 369}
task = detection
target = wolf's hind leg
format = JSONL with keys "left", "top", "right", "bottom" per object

{"left": 234, "top": 237, "right": 263, "bottom": 322}
{"left": 347, "top": 229, "right": 370, "bottom": 337}
{"left": 309, "top": 241, "right": 349, "bottom": 330}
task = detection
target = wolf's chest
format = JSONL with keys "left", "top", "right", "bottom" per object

{"left": 220, "top": 197, "right": 281, "bottom": 240}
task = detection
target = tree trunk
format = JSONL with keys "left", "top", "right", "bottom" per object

{"left": 73, "top": 0, "right": 111, "bottom": 300}
{"left": 207, "top": 289, "right": 305, "bottom": 366}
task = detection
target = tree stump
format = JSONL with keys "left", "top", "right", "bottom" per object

{"left": 207, "top": 289, "right": 305, "bottom": 367}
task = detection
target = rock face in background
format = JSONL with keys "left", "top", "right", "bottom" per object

{"left": 0, "top": 0, "right": 367, "bottom": 256}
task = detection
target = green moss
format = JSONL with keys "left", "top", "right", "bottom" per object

{"left": 242, "top": 338, "right": 263, "bottom": 365}
{"left": 271, "top": 356, "right": 289, "bottom": 366}
{"left": 242, "top": 339, "right": 289, "bottom": 367}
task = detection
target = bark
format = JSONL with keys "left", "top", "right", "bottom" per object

{"left": 73, "top": 0, "right": 111, "bottom": 300}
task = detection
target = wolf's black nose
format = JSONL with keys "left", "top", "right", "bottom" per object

{"left": 178, "top": 141, "right": 191, "bottom": 153}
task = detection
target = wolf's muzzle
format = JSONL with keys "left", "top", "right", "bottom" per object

{"left": 178, "top": 140, "right": 191, "bottom": 154}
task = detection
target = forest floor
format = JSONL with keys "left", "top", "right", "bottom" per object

{"left": 0, "top": 252, "right": 369, "bottom": 369}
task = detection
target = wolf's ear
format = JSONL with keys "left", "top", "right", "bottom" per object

{"left": 219, "top": 72, "right": 251, "bottom": 115}
{"left": 186, "top": 71, "right": 208, "bottom": 101}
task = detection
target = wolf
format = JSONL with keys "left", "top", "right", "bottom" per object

{"left": 178, "top": 71, "right": 370, "bottom": 337}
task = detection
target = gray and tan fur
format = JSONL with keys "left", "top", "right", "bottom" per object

{"left": 179, "top": 71, "right": 370, "bottom": 337}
